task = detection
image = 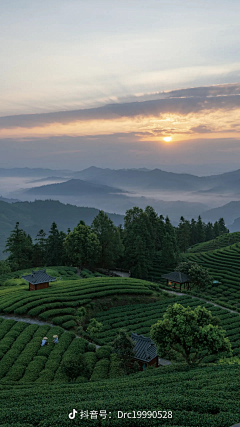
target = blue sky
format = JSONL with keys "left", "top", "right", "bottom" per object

{"left": 0, "top": 0, "right": 240, "bottom": 171}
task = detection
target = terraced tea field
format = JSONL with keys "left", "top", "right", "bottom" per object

{"left": 95, "top": 295, "right": 240, "bottom": 362}
{"left": 0, "top": 318, "right": 122, "bottom": 384}
{"left": 183, "top": 243, "right": 240, "bottom": 310}
{"left": 187, "top": 232, "right": 240, "bottom": 253}
{"left": 0, "top": 277, "right": 157, "bottom": 329}
{"left": 0, "top": 363, "right": 239, "bottom": 426}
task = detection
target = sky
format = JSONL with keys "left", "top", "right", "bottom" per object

{"left": 1, "top": 0, "right": 240, "bottom": 173}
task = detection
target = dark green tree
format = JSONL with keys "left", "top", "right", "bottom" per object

{"left": 151, "top": 303, "right": 232, "bottom": 365}
{"left": 161, "top": 232, "right": 177, "bottom": 270}
{"left": 123, "top": 207, "right": 154, "bottom": 279}
{"left": 218, "top": 218, "right": 229, "bottom": 235}
{"left": 176, "top": 260, "right": 212, "bottom": 291}
{"left": 32, "top": 229, "right": 47, "bottom": 267}
{"left": 45, "top": 222, "right": 66, "bottom": 266}
{"left": 4, "top": 222, "right": 33, "bottom": 270}
{"left": 64, "top": 222, "right": 100, "bottom": 269}
{"left": 196, "top": 216, "right": 205, "bottom": 243}
{"left": 112, "top": 329, "right": 137, "bottom": 374}
{"left": 205, "top": 222, "right": 214, "bottom": 241}
{"left": 177, "top": 216, "right": 191, "bottom": 252}
{"left": 91, "top": 210, "right": 124, "bottom": 268}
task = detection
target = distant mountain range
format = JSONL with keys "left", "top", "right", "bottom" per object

{"left": 72, "top": 166, "right": 240, "bottom": 193}
{"left": 25, "top": 179, "right": 126, "bottom": 196}
{"left": 2, "top": 166, "right": 240, "bottom": 233}
{"left": 0, "top": 200, "right": 124, "bottom": 260}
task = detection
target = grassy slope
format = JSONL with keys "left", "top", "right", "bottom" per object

{"left": 1, "top": 269, "right": 240, "bottom": 426}
{"left": 183, "top": 242, "right": 240, "bottom": 310}
{"left": 0, "top": 277, "right": 158, "bottom": 333}
{"left": 187, "top": 232, "right": 240, "bottom": 253}
{"left": 95, "top": 295, "right": 240, "bottom": 361}
{"left": 0, "top": 318, "right": 117, "bottom": 385}
{"left": 0, "top": 364, "right": 239, "bottom": 426}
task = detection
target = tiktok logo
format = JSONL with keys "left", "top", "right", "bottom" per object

{"left": 69, "top": 409, "right": 78, "bottom": 419}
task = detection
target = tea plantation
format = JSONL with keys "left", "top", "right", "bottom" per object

{"left": 0, "top": 363, "right": 239, "bottom": 426}
{"left": 0, "top": 318, "right": 121, "bottom": 384}
{"left": 0, "top": 277, "right": 156, "bottom": 329}
{"left": 95, "top": 295, "right": 240, "bottom": 361}
{"left": 183, "top": 242, "right": 240, "bottom": 310}
{"left": 1, "top": 268, "right": 240, "bottom": 426}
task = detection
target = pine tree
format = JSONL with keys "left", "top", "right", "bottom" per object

{"left": 45, "top": 222, "right": 66, "bottom": 266}
{"left": 91, "top": 210, "right": 124, "bottom": 268}
{"left": 177, "top": 216, "right": 191, "bottom": 252}
{"left": 4, "top": 222, "right": 33, "bottom": 270}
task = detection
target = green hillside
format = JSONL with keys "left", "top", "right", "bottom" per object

{"left": 187, "top": 232, "right": 240, "bottom": 253}
{"left": 95, "top": 295, "right": 240, "bottom": 361}
{"left": 0, "top": 364, "right": 239, "bottom": 426}
{"left": 0, "top": 277, "right": 158, "bottom": 333}
{"left": 182, "top": 242, "right": 240, "bottom": 310}
{"left": 0, "top": 318, "right": 119, "bottom": 385}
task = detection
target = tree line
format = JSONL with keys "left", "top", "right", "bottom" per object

{"left": 1, "top": 207, "right": 228, "bottom": 278}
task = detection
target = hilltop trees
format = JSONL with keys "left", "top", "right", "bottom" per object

{"left": 91, "top": 210, "right": 124, "bottom": 268}
{"left": 64, "top": 221, "right": 100, "bottom": 269}
{"left": 151, "top": 303, "right": 232, "bottom": 365}
{"left": 4, "top": 222, "right": 33, "bottom": 270}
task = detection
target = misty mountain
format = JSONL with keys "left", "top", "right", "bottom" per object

{"left": 25, "top": 179, "right": 126, "bottom": 196}
{"left": 0, "top": 196, "right": 20, "bottom": 203}
{"left": 0, "top": 200, "right": 124, "bottom": 260}
{"left": 201, "top": 201, "right": 240, "bottom": 225}
{"left": 72, "top": 166, "right": 240, "bottom": 194}
{"left": 0, "top": 167, "right": 72, "bottom": 178}
{"left": 228, "top": 217, "right": 240, "bottom": 232}
{"left": 72, "top": 167, "right": 202, "bottom": 191}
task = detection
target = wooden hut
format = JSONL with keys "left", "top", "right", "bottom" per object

{"left": 161, "top": 271, "right": 190, "bottom": 291}
{"left": 131, "top": 332, "right": 158, "bottom": 371}
{"left": 22, "top": 269, "right": 56, "bottom": 291}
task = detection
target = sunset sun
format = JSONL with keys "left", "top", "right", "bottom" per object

{"left": 163, "top": 136, "right": 172, "bottom": 142}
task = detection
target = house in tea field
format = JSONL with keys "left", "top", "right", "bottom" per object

{"left": 161, "top": 271, "right": 190, "bottom": 291}
{"left": 131, "top": 332, "right": 158, "bottom": 370}
{"left": 22, "top": 269, "right": 56, "bottom": 291}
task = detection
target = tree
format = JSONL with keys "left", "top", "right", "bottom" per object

{"left": 123, "top": 207, "right": 154, "bottom": 279}
{"left": 4, "top": 222, "right": 33, "bottom": 270}
{"left": 32, "top": 229, "right": 47, "bottom": 267}
{"left": 205, "top": 222, "right": 214, "bottom": 241}
{"left": 86, "top": 318, "right": 103, "bottom": 337}
{"left": 45, "top": 222, "right": 66, "bottom": 266}
{"left": 176, "top": 260, "right": 212, "bottom": 291}
{"left": 64, "top": 222, "right": 100, "bottom": 269}
{"left": 150, "top": 303, "right": 232, "bottom": 365}
{"left": 196, "top": 216, "right": 205, "bottom": 243}
{"left": 161, "top": 232, "right": 177, "bottom": 270}
{"left": 0, "top": 261, "right": 11, "bottom": 274}
{"left": 91, "top": 210, "right": 124, "bottom": 268}
{"left": 177, "top": 216, "right": 191, "bottom": 252}
{"left": 112, "top": 329, "right": 137, "bottom": 374}
{"left": 218, "top": 218, "right": 229, "bottom": 235}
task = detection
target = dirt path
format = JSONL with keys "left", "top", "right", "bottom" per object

{"left": 163, "top": 289, "right": 239, "bottom": 315}
{"left": 0, "top": 314, "right": 100, "bottom": 348}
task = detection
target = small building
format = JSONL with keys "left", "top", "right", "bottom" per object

{"left": 22, "top": 269, "right": 56, "bottom": 291}
{"left": 131, "top": 332, "right": 158, "bottom": 370}
{"left": 161, "top": 271, "right": 190, "bottom": 291}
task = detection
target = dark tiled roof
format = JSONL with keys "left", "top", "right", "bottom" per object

{"left": 131, "top": 332, "right": 158, "bottom": 363}
{"left": 22, "top": 269, "right": 56, "bottom": 285}
{"left": 161, "top": 271, "right": 190, "bottom": 283}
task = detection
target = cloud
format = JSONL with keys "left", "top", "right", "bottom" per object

{"left": 1, "top": 83, "right": 240, "bottom": 131}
